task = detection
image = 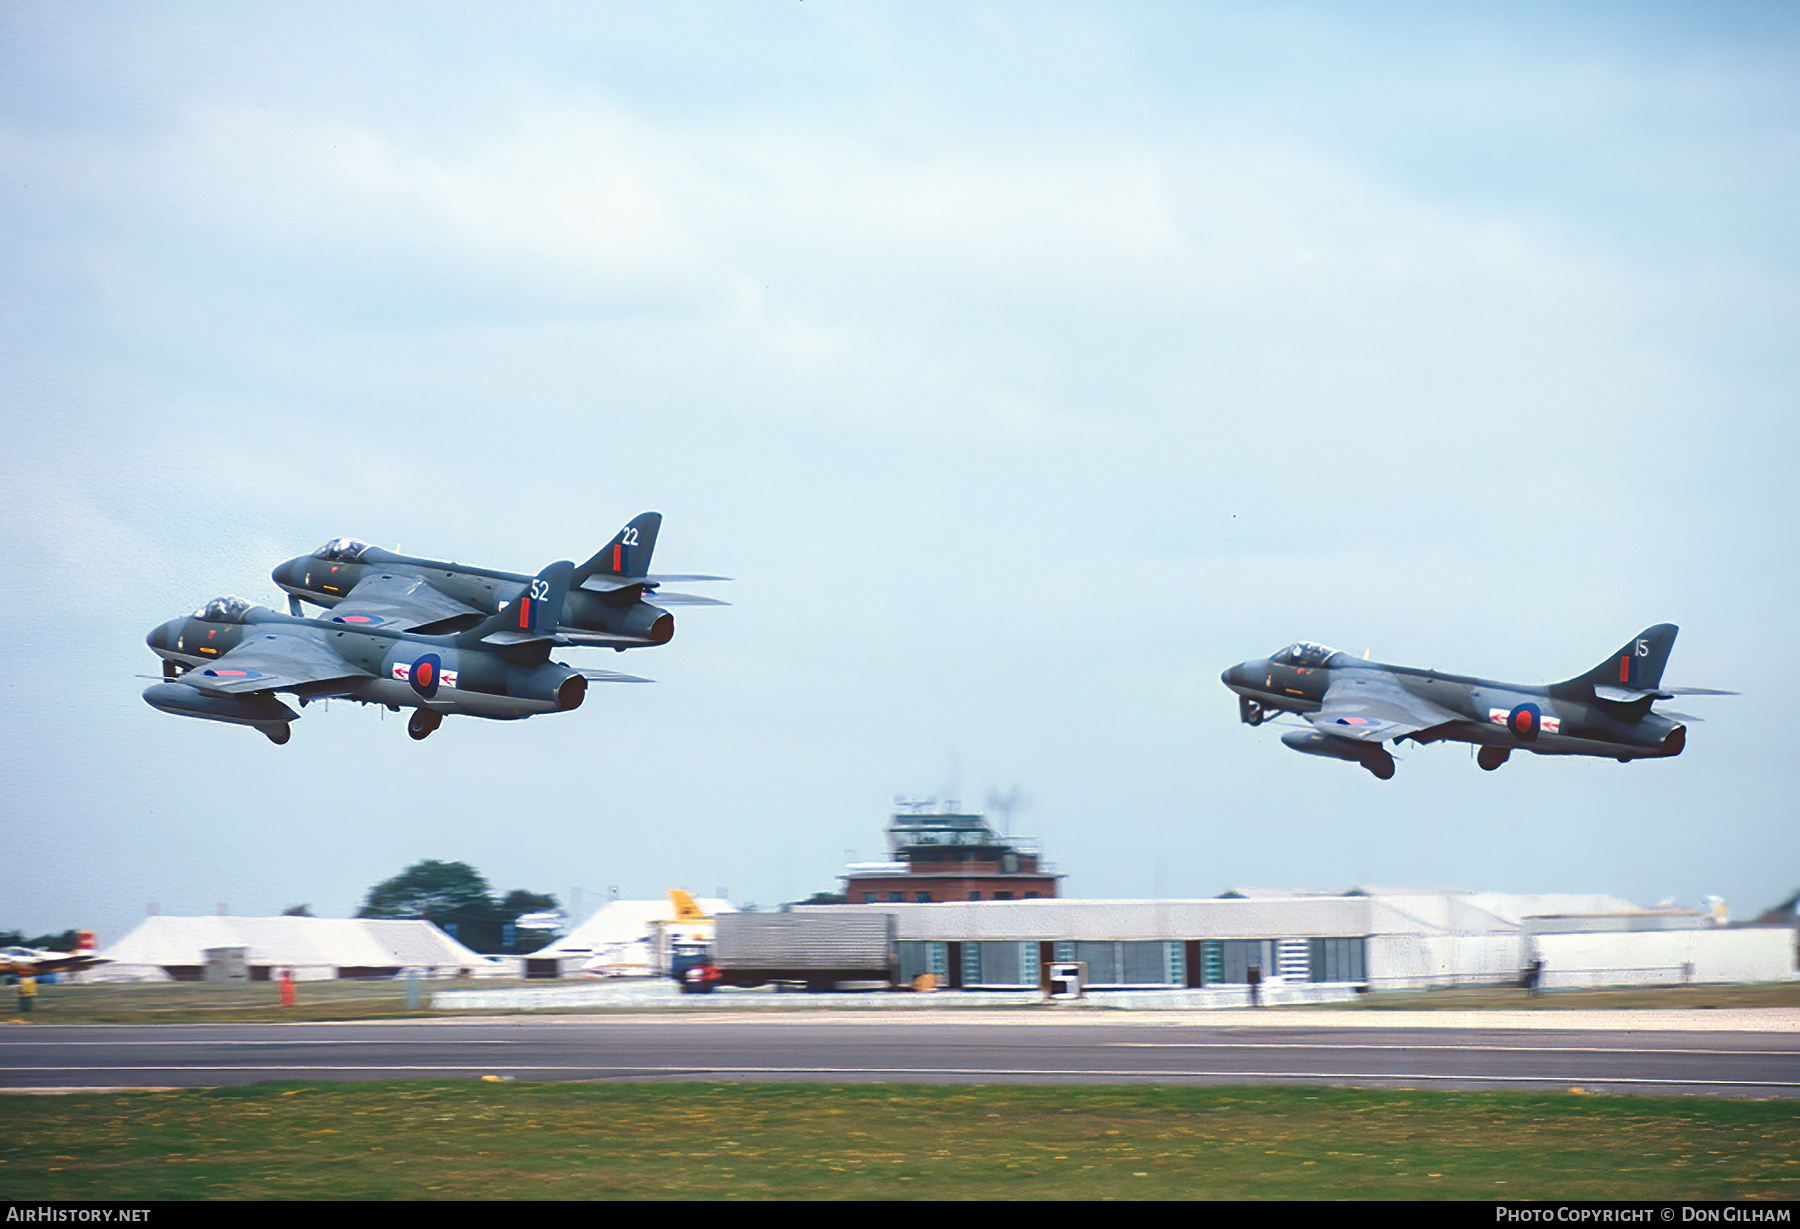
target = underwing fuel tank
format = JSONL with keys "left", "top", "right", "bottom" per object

{"left": 141, "top": 682, "right": 298, "bottom": 742}
{"left": 1281, "top": 728, "right": 1396, "bottom": 780}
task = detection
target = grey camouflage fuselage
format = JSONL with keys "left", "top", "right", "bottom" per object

{"left": 1221, "top": 625, "right": 1707, "bottom": 779}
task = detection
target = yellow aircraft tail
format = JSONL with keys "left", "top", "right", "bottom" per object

{"left": 668, "top": 889, "right": 708, "bottom": 921}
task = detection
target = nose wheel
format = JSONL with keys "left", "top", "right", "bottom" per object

{"left": 1239, "top": 696, "right": 1265, "bottom": 727}
{"left": 407, "top": 709, "right": 443, "bottom": 741}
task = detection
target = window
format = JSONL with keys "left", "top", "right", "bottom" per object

{"left": 994, "top": 891, "right": 1013, "bottom": 901}
{"left": 914, "top": 891, "right": 932, "bottom": 903}
{"left": 1308, "top": 937, "right": 1366, "bottom": 983}
{"left": 975, "top": 942, "right": 1025, "bottom": 986}
{"left": 886, "top": 893, "right": 904, "bottom": 903}
{"left": 1218, "top": 939, "right": 1276, "bottom": 984}
{"left": 897, "top": 941, "right": 947, "bottom": 984}
{"left": 862, "top": 892, "right": 877, "bottom": 904}
{"left": 968, "top": 891, "right": 981, "bottom": 901}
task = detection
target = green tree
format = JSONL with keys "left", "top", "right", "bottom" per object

{"left": 356, "top": 861, "right": 557, "bottom": 954}
{"left": 0, "top": 930, "right": 79, "bottom": 951}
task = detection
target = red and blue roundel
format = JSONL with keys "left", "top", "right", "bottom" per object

{"left": 1508, "top": 703, "right": 1541, "bottom": 742}
{"left": 409, "top": 653, "right": 442, "bottom": 699}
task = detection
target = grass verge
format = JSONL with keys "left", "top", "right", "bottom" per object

{"left": 2, "top": 1081, "right": 1795, "bottom": 1200}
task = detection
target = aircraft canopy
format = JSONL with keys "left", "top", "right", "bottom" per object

{"left": 193, "top": 596, "right": 255, "bottom": 623}
{"left": 1273, "top": 641, "right": 1343, "bottom": 668}
{"left": 318, "top": 537, "right": 372, "bottom": 562}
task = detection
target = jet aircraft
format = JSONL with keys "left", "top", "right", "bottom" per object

{"left": 269, "top": 512, "right": 727, "bottom": 651}
{"left": 1220, "top": 625, "right": 1732, "bottom": 779}
{"left": 145, "top": 560, "right": 650, "bottom": 744}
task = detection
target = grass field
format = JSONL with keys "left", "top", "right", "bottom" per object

{"left": 1, "top": 1082, "right": 1794, "bottom": 1200}
{"left": 4, "top": 976, "right": 448, "bottom": 1025}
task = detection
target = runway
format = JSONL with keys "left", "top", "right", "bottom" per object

{"left": 3, "top": 1010, "right": 1796, "bottom": 1095}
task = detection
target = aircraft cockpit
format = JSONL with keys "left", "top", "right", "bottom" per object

{"left": 1272, "top": 641, "right": 1342, "bottom": 668}
{"left": 317, "top": 537, "right": 372, "bottom": 562}
{"left": 193, "top": 596, "right": 255, "bottom": 624}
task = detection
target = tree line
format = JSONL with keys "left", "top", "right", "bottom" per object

{"left": 355, "top": 859, "right": 557, "bottom": 955}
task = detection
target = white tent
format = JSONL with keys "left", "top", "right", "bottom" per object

{"left": 531, "top": 898, "right": 734, "bottom": 976}
{"left": 94, "top": 915, "right": 501, "bottom": 982}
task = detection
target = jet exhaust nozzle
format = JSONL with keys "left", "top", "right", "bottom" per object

{"left": 504, "top": 663, "right": 587, "bottom": 711}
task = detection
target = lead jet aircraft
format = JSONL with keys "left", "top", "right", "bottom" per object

{"left": 269, "top": 512, "right": 726, "bottom": 651}
{"left": 144, "top": 561, "right": 649, "bottom": 744}
{"left": 1220, "top": 625, "right": 1732, "bottom": 779}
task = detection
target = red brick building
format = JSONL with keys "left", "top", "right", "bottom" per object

{"left": 840, "top": 805, "right": 1062, "bottom": 904}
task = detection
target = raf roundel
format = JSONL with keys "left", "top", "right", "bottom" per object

{"left": 1508, "top": 702, "right": 1541, "bottom": 742}
{"left": 410, "top": 652, "right": 441, "bottom": 700}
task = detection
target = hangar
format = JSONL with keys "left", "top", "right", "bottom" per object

{"left": 797, "top": 888, "right": 1797, "bottom": 994}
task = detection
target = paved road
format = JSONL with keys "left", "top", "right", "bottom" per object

{"left": 3, "top": 1012, "right": 1796, "bottom": 1095}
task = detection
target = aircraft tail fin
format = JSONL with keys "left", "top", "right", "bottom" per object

{"left": 455, "top": 560, "right": 574, "bottom": 661}
{"left": 1556, "top": 624, "right": 1679, "bottom": 697}
{"left": 575, "top": 512, "right": 661, "bottom": 584}
{"left": 668, "top": 889, "right": 708, "bottom": 921}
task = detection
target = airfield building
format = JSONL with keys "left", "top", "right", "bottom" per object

{"left": 796, "top": 888, "right": 1797, "bottom": 995}
{"left": 838, "top": 805, "right": 1062, "bottom": 904}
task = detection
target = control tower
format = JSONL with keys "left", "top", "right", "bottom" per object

{"left": 839, "top": 799, "right": 1062, "bottom": 904}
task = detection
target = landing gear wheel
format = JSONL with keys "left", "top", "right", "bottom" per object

{"left": 1240, "top": 696, "right": 1265, "bottom": 727}
{"left": 1477, "top": 746, "right": 1511, "bottom": 772}
{"left": 408, "top": 709, "right": 443, "bottom": 741}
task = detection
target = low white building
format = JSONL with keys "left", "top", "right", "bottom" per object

{"left": 795, "top": 888, "right": 1799, "bottom": 992}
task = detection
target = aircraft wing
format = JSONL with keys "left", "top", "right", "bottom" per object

{"left": 179, "top": 631, "right": 368, "bottom": 695}
{"left": 1306, "top": 671, "right": 1461, "bottom": 743}
{"left": 328, "top": 571, "right": 486, "bottom": 630}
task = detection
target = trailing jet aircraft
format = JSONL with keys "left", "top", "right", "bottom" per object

{"left": 270, "top": 512, "right": 727, "bottom": 652}
{"left": 144, "top": 561, "right": 650, "bottom": 744}
{"left": 1220, "top": 625, "right": 1733, "bottom": 779}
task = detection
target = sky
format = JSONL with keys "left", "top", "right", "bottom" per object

{"left": 3, "top": 1, "right": 1796, "bottom": 942}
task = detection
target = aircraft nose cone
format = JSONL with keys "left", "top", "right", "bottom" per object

{"left": 145, "top": 620, "right": 178, "bottom": 654}
{"left": 1221, "top": 663, "right": 1245, "bottom": 689}
{"left": 271, "top": 557, "right": 303, "bottom": 590}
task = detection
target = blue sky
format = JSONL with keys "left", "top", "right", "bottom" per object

{"left": 3, "top": 2, "right": 1795, "bottom": 939}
